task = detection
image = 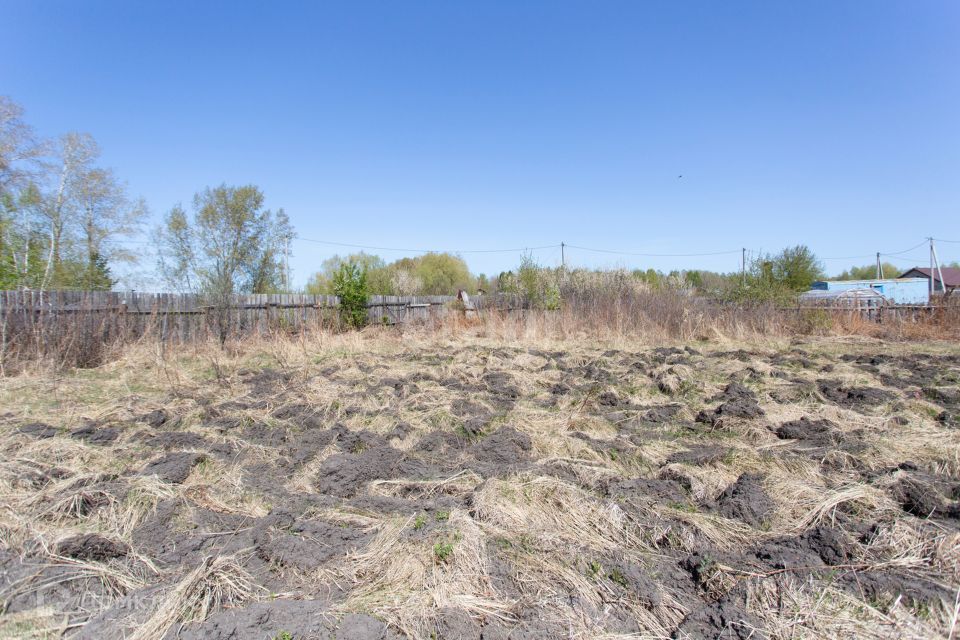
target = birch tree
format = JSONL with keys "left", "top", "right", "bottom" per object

{"left": 0, "top": 97, "right": 46, "bottom": 288}
{"left": 1, "top": 97, "right": 145, "bottom": 290}
{"left": 157, "top": 184, "right": 294, "bottom": 297}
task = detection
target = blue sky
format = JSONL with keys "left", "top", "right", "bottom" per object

{"left": 2, "top": 1, "right": 958, "bottom": 287}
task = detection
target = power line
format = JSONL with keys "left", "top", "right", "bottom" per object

{"left": 883, "top": 239, "right": 929, "bottom": 255}
{"left": 878, "top": 254, "right": 925, "bottom": 264}
{"left": 820, "top": 239, "right": 930, "bottom": 261}
{"left": 820, "top": 254, "right": 879, "bottom": 261}
{"left": 564, "top": 244, "right": 741, "bottom": 257}
{"left": 934, "top": 238, "right": 960, "bottom": 244}
{"left": 294, "top": 237, "right": 560, "bottom": 254}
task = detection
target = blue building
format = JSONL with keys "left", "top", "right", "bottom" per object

{"left": 805, "top": 277, "right": 929, "bottom": 305}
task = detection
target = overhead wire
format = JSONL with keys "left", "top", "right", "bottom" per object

{"left": 294, "top": 237, "right": 560, "bottom": 254}
{"left": 564, "top": 244, "right": 741, "bottom": 258}
{"left": 882, "top": 239, "right": 929, "bottom": 256}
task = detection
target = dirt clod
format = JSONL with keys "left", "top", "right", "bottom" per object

{"left": 56, "top": 534, "right": 129, "bottom": 561}
{"left": 18, "top": 422, "right": 58, "bottom": 438}
{"left": 892, "top": 479, "right": 944, "bottom": 518}
{"left": 817, "top": 380, "right": 893, "bottom": 411}
{"left": 139, "top": 451, "right": 206, "bottom": 483}
{"left": 715, "top": 473, "right": 774, "bottom": 527}
{"left": 70, "top": 423, "right": 119, "bottom": 444}
{"left": 141, "top": 408, "right": 170, "bottom": 427}
{"left": 775, "top": 417, "right": 839, "bottom": 447}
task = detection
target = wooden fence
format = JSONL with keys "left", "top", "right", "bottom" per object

{"left": 0, "top": 290, "right": 463, "bottom": 345}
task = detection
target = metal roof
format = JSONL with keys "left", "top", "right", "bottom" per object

{"left": 898, "top": 267, "right": 960, "bottom": 288}
{"left": 813, "top": 277, "right": 925, "bottom": 286}
{"left": 800, "top": 288, "right": 887, "bottom": 303}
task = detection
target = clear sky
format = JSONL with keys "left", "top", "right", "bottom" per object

{"left": 3, "top": 1, "right": 959, "bottom": 287}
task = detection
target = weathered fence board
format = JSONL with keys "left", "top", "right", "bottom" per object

{"left": 0, "top": 291, "right": 464, "bottom": 347}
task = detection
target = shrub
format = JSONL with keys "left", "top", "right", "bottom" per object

{"left": 333, "top": 261, "right": 368, "bottom": 328}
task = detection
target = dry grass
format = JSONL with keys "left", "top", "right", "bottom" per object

{"left": 129, "top": 553, "right": 260, "bottom": 640}
{"left": 341, "top": 510, "right": 512, "bottom": 636}
{"left": 0, "top": 325, "right": 958, "bottom": 638}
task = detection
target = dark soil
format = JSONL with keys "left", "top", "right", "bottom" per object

{"left": 891, "top": 479, "right": 948, "bottom": 518}
{"left": 715, "top": 382, "right": 756, "bottom": 402}
{"left": 673, "top": 586, "right": 759, "bottom": 640}
{"left": 18, "top": 422, "right": 58, "bottom": 438}
{"left": 643, "top": 404, "right": 685, "bottom": 423}
{"left": 603, "top": 477, "right": 688, "bottom": 506}
{"left": 469, "top": 426, "right": 532, "bottom": 471}
{"left": 817, "top": 380, "right": 894, "bottom": 411}
{"left": 140, "top": 408, "right": 171, "bottom": 427}
{"left": 483, "top": 371, "right": 520, "bottom": 400}
{"left": 714, "top": 473, "right": 775, "bottom": 527}
{"left": 178, "top": 600, "right": 398, "bottom": 640}
{"left": 254, "top": 517, "right": 369, "bottom": 570}
{"left": 70, "top": 423, "right": 119, "bottom": 444}
{"left": 774, "top": 417, "right": 841, "bottom": 448}
{"left": 56, "top": 533, "right": 130, "bottom": 561}
{"left": 754, "top": 526, "right": 853, "bottom": 568}
{"left": 139, "top": 451, "right": 206, "bottom": 483}
{"left": 315, "top": 445, "right": 432, "bottom": 497}
{"left": 697, "top": 397, "right": 764, "bottom": 424}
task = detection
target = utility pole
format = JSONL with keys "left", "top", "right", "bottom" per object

{"left": 741, "top": 248, "right": 746, "bottom": 286}
{"left": 561, "top": 242, "right": 565, "bottom": 268}
{"left": 931, "top": 237, "right": 945, "bottom": 296}
{"left": 876, "top": 252, "right": 883, "bottom": 279}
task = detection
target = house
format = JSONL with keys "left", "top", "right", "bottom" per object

{"left": 805, "top": 277, "right": 928, "bottom": 305}
{"left": 897, "top": 267, "right": 960, "bottom": 293}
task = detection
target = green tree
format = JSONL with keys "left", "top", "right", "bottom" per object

{"left": 71, "top": 251, "right": 115, "bottom": 290}
{"left": 770, "top": 245, "right": 824, "bottom": 291}
{"left": 333, "top": 261, "right": 368, "bottom": 328}
{"left": 417, "top": 253, "right": 473, "bottom": 294}
{"left": 836, "top": 262, "right": 898, "bottom": 280}
{"left": 727, "top": 245, "right": 823, "bottom": 304}
{"left": 1, "top": 97, "right": 145, "bottom": 291}
{"left": 308, "top": 252, "right": 476, "bottom": 296}
{"left": 306, "top": 252, "right": 388, "bottom": 294}
{"left": 157, "top": 185, "right": 293, "bottom": 296}
{"left": 156, "top": 185, "right": 294, "bottom": 341}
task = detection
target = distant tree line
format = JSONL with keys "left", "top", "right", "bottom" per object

{"left": 305, "top": 252, "right": 478, "bottom": 297}
{"left": 834, "top": 260, "right": 958, "bottom": 280}
{"left": 0, "top": 96, "right": 146, "bottom": 290}
{"left": 306, "top": 244, "right": 830, "bottom": 313}
{"left": 493, "top": 245, "right": 827, "bottom": 308}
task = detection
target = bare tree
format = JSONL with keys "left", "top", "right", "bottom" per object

{"left": 155, "top": 204, "right": 196, "bottom": 293}
{"left": 0, "top": 96, "right": 47, "bottom": 194}
{"left": 39, "top": 133, "right": 98, "bottom": 290}
{"left": 74, "top": 166, "right": 147, "bottom": 286}
{"left": 1, "top": 97, "right": 48, "bottom": 288}
{"left": 157, "top": 184, "right": 294, "bottom": 340}
{"left": 157, "top": 185, "right": 294, "bottom": 298}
